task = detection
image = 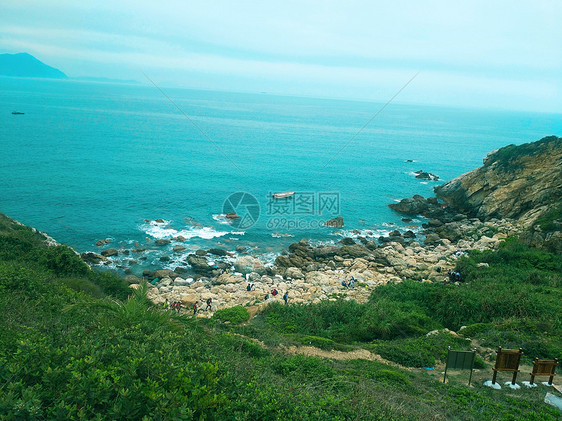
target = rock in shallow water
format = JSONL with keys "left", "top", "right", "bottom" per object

{"left": 324, "top": 216, "right": 344, "bottom": 228}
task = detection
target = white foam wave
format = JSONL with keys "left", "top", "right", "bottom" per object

{"left": 271, "top": 232, "right": 295, "bottom": 238}
{"left": 333, "top": 228, "right": 392, "bottom": 239}
{"left": 212, "top": 214, "right": 231, "bottom": 225}
{"left": 141, "top": 220, "right": 230, "bottom": 240}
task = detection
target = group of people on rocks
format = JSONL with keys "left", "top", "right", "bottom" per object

{"left": 265, "top": 288, "right": 288, "bottom": 304}
{"left": 341, "top": 276, "right": 356, "bottom": 289}
{"left": 166, "top": 298, "right": 213, "bottom": 315}
{"left": 166, "top": 300, "right": 183, "bottom": 312}
{"left": 192, "top": 298, "right": 213, "bottom": 315}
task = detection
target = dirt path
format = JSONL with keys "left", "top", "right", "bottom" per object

{"left": 280, "top": 344, "right": 408, "bottom": 369}
{"left": 230, "top": 330, "right": 407, "bottom": 368}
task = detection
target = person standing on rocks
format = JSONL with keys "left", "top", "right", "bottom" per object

{"left": 283, "top": 292, "right": 288, "bottom": 305}
{"left": 206, "top": 297, "right": 212, "bottom": 311}
{"left": 193, "top": 302, "right": 198, "bottom": 315}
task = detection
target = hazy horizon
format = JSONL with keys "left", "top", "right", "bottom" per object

{"left": 1, "top": 1, "right": 561, "bottom": 113}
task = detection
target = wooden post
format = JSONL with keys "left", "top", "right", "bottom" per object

{"left": 530, "top": 357, "right": 538, "bottom": 385}
{"left": 548, "top": 358, "right": 558, "bottom": 385}
{"left": 443, "top": 346, "right": 450, "bottom": 383}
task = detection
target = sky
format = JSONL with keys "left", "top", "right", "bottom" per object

{"left": 1, "top": 0, "right": 561, "bottom": 112}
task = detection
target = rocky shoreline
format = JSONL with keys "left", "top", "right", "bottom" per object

{"left": 116, "top": 197, "right": 520, "bottom": 316}
{"left": 59, "top": 136, "right": 562, "bottom": 315}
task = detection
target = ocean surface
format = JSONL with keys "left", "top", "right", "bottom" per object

{"left": 1, "top": 77, "right": 560, "bottom": 274}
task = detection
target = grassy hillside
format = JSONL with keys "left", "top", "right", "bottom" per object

{"left": 0, "top": 214, "right": 560, "bottom": 420}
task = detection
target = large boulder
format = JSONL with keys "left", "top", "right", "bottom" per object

{"left": 187, "top": 254, "right": 211, "bottom": 274}
{"left": 285, "top": 267, "right": 305, "bottom": 279}
{"left": 207, "top": 248, "right": 228, "bottom": 256}
{"left": 101, "top": 248, "right": 118, "bottom": 257}
{"left": 234, "top": 256, "right": 266, "bottom": 275}
{"left": 313, "top": 246, "right": 339, "bottom": 259}
{"left": 388, "top": 195, "right": 430, "bottom": 215}
{"left": 338, "top": 244, "right": 370, "bottom": 258}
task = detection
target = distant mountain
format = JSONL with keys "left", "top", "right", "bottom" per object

{"left": 0, "top": 52, "right": 67, "bottom": 79}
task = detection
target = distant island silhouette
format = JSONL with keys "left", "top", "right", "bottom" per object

{"left": 0, "top": 52, "right": 67, "bottom": 79}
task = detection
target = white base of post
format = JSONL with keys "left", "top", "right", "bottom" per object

{"left": 483, "top": 380, "right": 501, "bottom": 389}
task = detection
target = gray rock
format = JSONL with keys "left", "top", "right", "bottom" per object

{"left": 173, "top": 245, "right": 187, "bottom": 252}
{"left": 313, "top": 246, "right": 339, "bottom": 259}
{"left": 286, "top": 267, "right": 305, "bottom": 279}
{"left": 234, "top": 256, "right": 266, "bottom": 275}
{"left": 324, "top": 216, "right": 344, "bottom": 227}
{"left": 101, "top": 248, "right": 118, "bottom": 257}
{"left": 207, "top": 248, "right": 228, "bottom": 256}
{"left": 173, "top": 278, "right": 191, "bottom": 286}
{"left": 153, "top": 269, "right": 178, "bottom": 279}
{"left": 403, "top": 230, "right": 416, "bottom": 239}
{"left": 388, "top": 195, "right": 430, "bottom": 215}
{"left": 339, "top": 237, "right": 356, "bottom": 245}
{"left": 187, "top": 254, "right": 211, "bottom": 274}
{"left": 155, "top": 239, "right": 171, "bottom": 246}
{"left": 424, "top": 233, "right": 441, "bottom": 245}
{"left": 339, "top": 244, "right": 370, "bottom": 258}
{"left": 81, "top": 252, "right": 105, "bottom": 264}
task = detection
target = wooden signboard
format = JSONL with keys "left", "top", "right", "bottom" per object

{"left": 492, "top": 347, "right": 523, "bottom": 385}
{"left": 530, "top": 358, "right": 558, "bottom": 385}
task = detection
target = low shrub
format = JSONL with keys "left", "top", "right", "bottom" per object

{"left": 213, "top": 305, "right": 250, "bottom": 324}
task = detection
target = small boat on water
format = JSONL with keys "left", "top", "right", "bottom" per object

{"left": 11, "top": 111, "right": 24, "bottom": 115}
{"left": 273, "top": 191, "right": 295, "bottom": 199}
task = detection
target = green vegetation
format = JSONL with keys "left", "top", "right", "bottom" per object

{"left": 486, "top": 135, "right": 561, "bottom": 172}
{"left": 212, "top": 305, "right": 250, "bottom": 324}
{"left": 1, "top": 214, "right": 561, "bottom": 419}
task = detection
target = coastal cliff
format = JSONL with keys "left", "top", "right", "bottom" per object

{"left": 433, "top": 136, "right": 562, "bottom": 253}
{"left": 434, "top": 136, "right": 561, "bottom": 227}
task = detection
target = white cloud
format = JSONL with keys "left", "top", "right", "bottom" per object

{"left": 0, "top": 0, "right": 560, "bottom": 111}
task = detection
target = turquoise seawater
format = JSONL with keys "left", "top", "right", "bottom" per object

{"left": 1, "top": 77, "right": 560, "bottom": 273}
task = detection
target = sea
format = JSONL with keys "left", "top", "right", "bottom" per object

{"left": 1, "top": 77, "right": 560, "bottom": 274}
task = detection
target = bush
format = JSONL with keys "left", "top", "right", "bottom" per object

{"left": 213, "top": 306, "right": 250, "bottom": 324}
{"left": 271, "top": 354, "right": 334, "bottom": 379}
